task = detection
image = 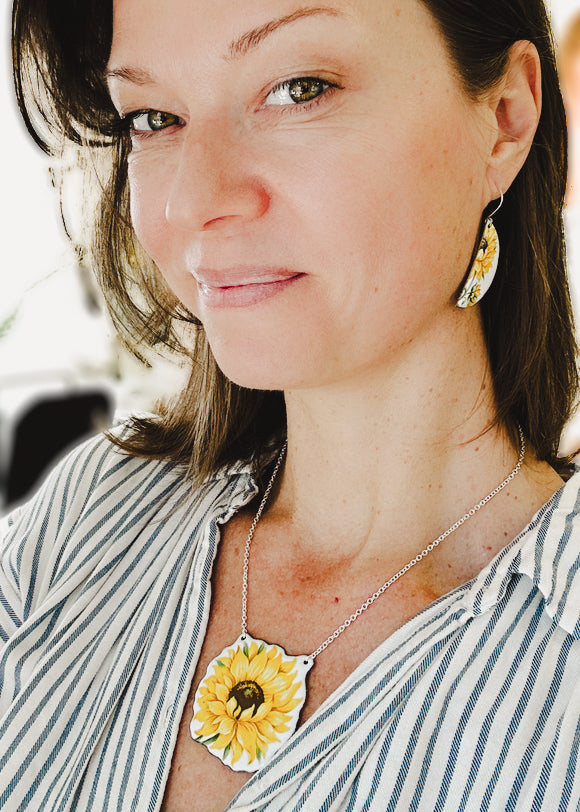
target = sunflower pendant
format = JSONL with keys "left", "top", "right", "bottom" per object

{"left": 456, "top": 217, "right": 500, "bottom": 308}
{"left": 191, "top": 634, "right": 313, "bottom": 772}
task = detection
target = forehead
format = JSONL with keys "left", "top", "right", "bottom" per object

{"left": 111, "top": 0, "right": 347, "bottom": 49}
{"left": 108, "top": 0, "right": 442, "bottom": 68}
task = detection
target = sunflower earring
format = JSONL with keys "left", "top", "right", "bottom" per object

{"left": 456, "top": 193, "right": 503, "bottom": 308}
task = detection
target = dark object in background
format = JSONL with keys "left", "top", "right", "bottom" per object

{"left": 4, "top": 391, "right": 112, "bottom": 507}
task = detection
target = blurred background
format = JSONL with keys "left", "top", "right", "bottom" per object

{"left": 0, "top": 5, "right": 187, "bottom": 513}
{"left": 0, "top": 0, "right": 579, "bottom": 513}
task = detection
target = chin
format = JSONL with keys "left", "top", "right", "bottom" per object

{"left": 209, "top": 344, "right": 311, "bottom": 392}
{"left": 217, "top": 360, "right": 295, "bottom": 392}
{"left": 204, "top": 324, "right": 311, "bottom": 392}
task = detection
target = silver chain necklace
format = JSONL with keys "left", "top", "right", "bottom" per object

{"left": 191, "top": 427, "right": 526, "bottom": 772}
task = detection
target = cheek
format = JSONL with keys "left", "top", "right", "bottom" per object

{"left": 127, "top": 157, "right": 203, "bottom": 314}
{"left": 127, "top": 156, "right": 172, "bottom": 267}
{"left": 282, "top": 116, "right": 477, "bottom": 288}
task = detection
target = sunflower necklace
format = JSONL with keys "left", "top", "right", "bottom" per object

{"left": 191, "top": 428, "right": 526, "bottom": 772}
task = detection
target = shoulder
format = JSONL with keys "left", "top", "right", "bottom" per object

{"left": 0, "top": 431, "right": 256, "bottom": 628}
{"left": 458, "top": 469, "right": 580, "bottom": 640}
{"left": 2, "top": 430, "right": 182, "bottom": 537}
{"left": 512, "top": 467, "right": 580, "bottom": 639}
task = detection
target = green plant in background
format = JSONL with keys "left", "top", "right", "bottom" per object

{"left": 0, "top": 307, "right": 19, "bottom": 340}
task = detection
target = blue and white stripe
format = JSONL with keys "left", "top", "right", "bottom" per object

{"left": 1, "top": 434, "right": 579, "bottom": 810}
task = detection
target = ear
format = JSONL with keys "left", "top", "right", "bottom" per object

{"left": 485, "top": 41, "right": 542, "bottom": 199}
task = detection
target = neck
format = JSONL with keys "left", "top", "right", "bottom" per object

{"left": 268, "top": 309, "right": 526, "bottom": 565}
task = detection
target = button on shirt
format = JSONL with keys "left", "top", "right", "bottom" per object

{"left": 0, "top": 435, "right": 579, "bottom": 810}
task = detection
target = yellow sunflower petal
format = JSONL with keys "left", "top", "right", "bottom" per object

{"left": 260, "top": 660, "right": 283, "bottom": 685}
{"left": 214, "top": 731, "right": 235, "bottom": 750}
{"left": 271, "top": 692, "right": 299, "bottom": 712}
{"left": 230, "top": 737, "right": 244, "bottom": 765}
{"left": 255, "top": 718, "right": 279, "bottom": 742}
{"left": 215, "top": 683, "right": 230, "bottom": 703}
{"left": 267, "top": 674, "right": 296, "bottom": 693}
{"left": 238, "top": 705, "right": 262, "bottom": 721}
{"left": 276, "top": 698, "right": 302, "bottom": 716}
{"left": 277, "top": 689, "right": 302, "bottom": 706}
{"left": 237, "top": 721, "right": 258, "bottom": 762}
{"left": 217, "top": 717, "right": 235, "bottom": 735}
{"left": 253, "top": 700, "right": 274, "bottom": 721}
{"left": 195, "top": 719, "right": 219, "bottom": 738}
{"left": 265, "top": 710, "right": 294, "bottom": 727}
{"left": 207, "top": 700, "right": 227, "bottom": 715}
{"left": 194, "top": 708, "right": 217, "bottom": 725}
{"left": 248, "top": 640, "right": 260, "bottom": 659}
{"left": 221, "top": 671, "right": 235, "bottom": 690}
{"left": 231, "top": 648, "right": 249, "bottom": 682}
{"left": 246, "top": 648, "right": 269, "bottom": 681}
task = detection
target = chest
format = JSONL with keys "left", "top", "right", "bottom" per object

{"left": 160, "top": 515, "right": 443, "bottom": 811}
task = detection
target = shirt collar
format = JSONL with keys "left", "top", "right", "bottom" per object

{"left": 460, "top": 469, "right": 580, "bottom": 639}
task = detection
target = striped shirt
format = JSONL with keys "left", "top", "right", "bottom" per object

{"left": 0, "top": 433, "right": 579, "bottom": 811}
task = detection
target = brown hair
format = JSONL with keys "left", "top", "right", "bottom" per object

{"left": 12, "top": 0, "right": 578, "bottom": 480}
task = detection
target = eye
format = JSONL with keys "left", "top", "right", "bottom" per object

{"left": 127, "top": 110, "right": 181, "bottom": 134}
{"left": 264, "top": 77, "right": 333, "bottom": 106}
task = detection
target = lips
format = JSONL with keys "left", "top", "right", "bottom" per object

{"left": 193, "top": 267, "right": 305, "bottom": 309}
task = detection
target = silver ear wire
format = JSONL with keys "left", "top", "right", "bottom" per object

{"left": 487, "top": 191, "right": 504, "bottom": 220}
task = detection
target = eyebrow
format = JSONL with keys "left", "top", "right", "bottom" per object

{"left": 105, "top": 5, "right": 343, "bottom": 85}
{"left": 227, "top": 6, "right": 343, "bottom": 60}
{"left": 105, "top": 66, "right": 155, "bottom": 85}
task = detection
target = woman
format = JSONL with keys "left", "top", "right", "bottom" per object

{"left": 3, "top": 0, "right": 579, "bottom": 809}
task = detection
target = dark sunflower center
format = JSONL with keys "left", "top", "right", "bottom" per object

{"left": 229, "top": 680, "right": 265, "bottom": 718}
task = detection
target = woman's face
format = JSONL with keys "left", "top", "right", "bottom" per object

{"left": 107, "top": 0, "right": 495, "bottom": 390}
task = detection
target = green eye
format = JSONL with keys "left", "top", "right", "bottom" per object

{"left": 147, "top": 111, "right": 177, "bottom": 130}
{"left": 265, "top": 77, "right": 331, "bottom": 106}
{"left": 130, "top": 110, "right": 180, "bottom": 133}
{"left": 288, "top": 78, "right": 325, "bottom": 103}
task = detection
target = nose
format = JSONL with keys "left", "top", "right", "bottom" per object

{"left": 165, "top": 125, "right": 270, "bottom": 233}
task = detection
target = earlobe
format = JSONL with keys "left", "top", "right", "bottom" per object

{"left": 486, "top": 41, "right": 542, "bottom": 196}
